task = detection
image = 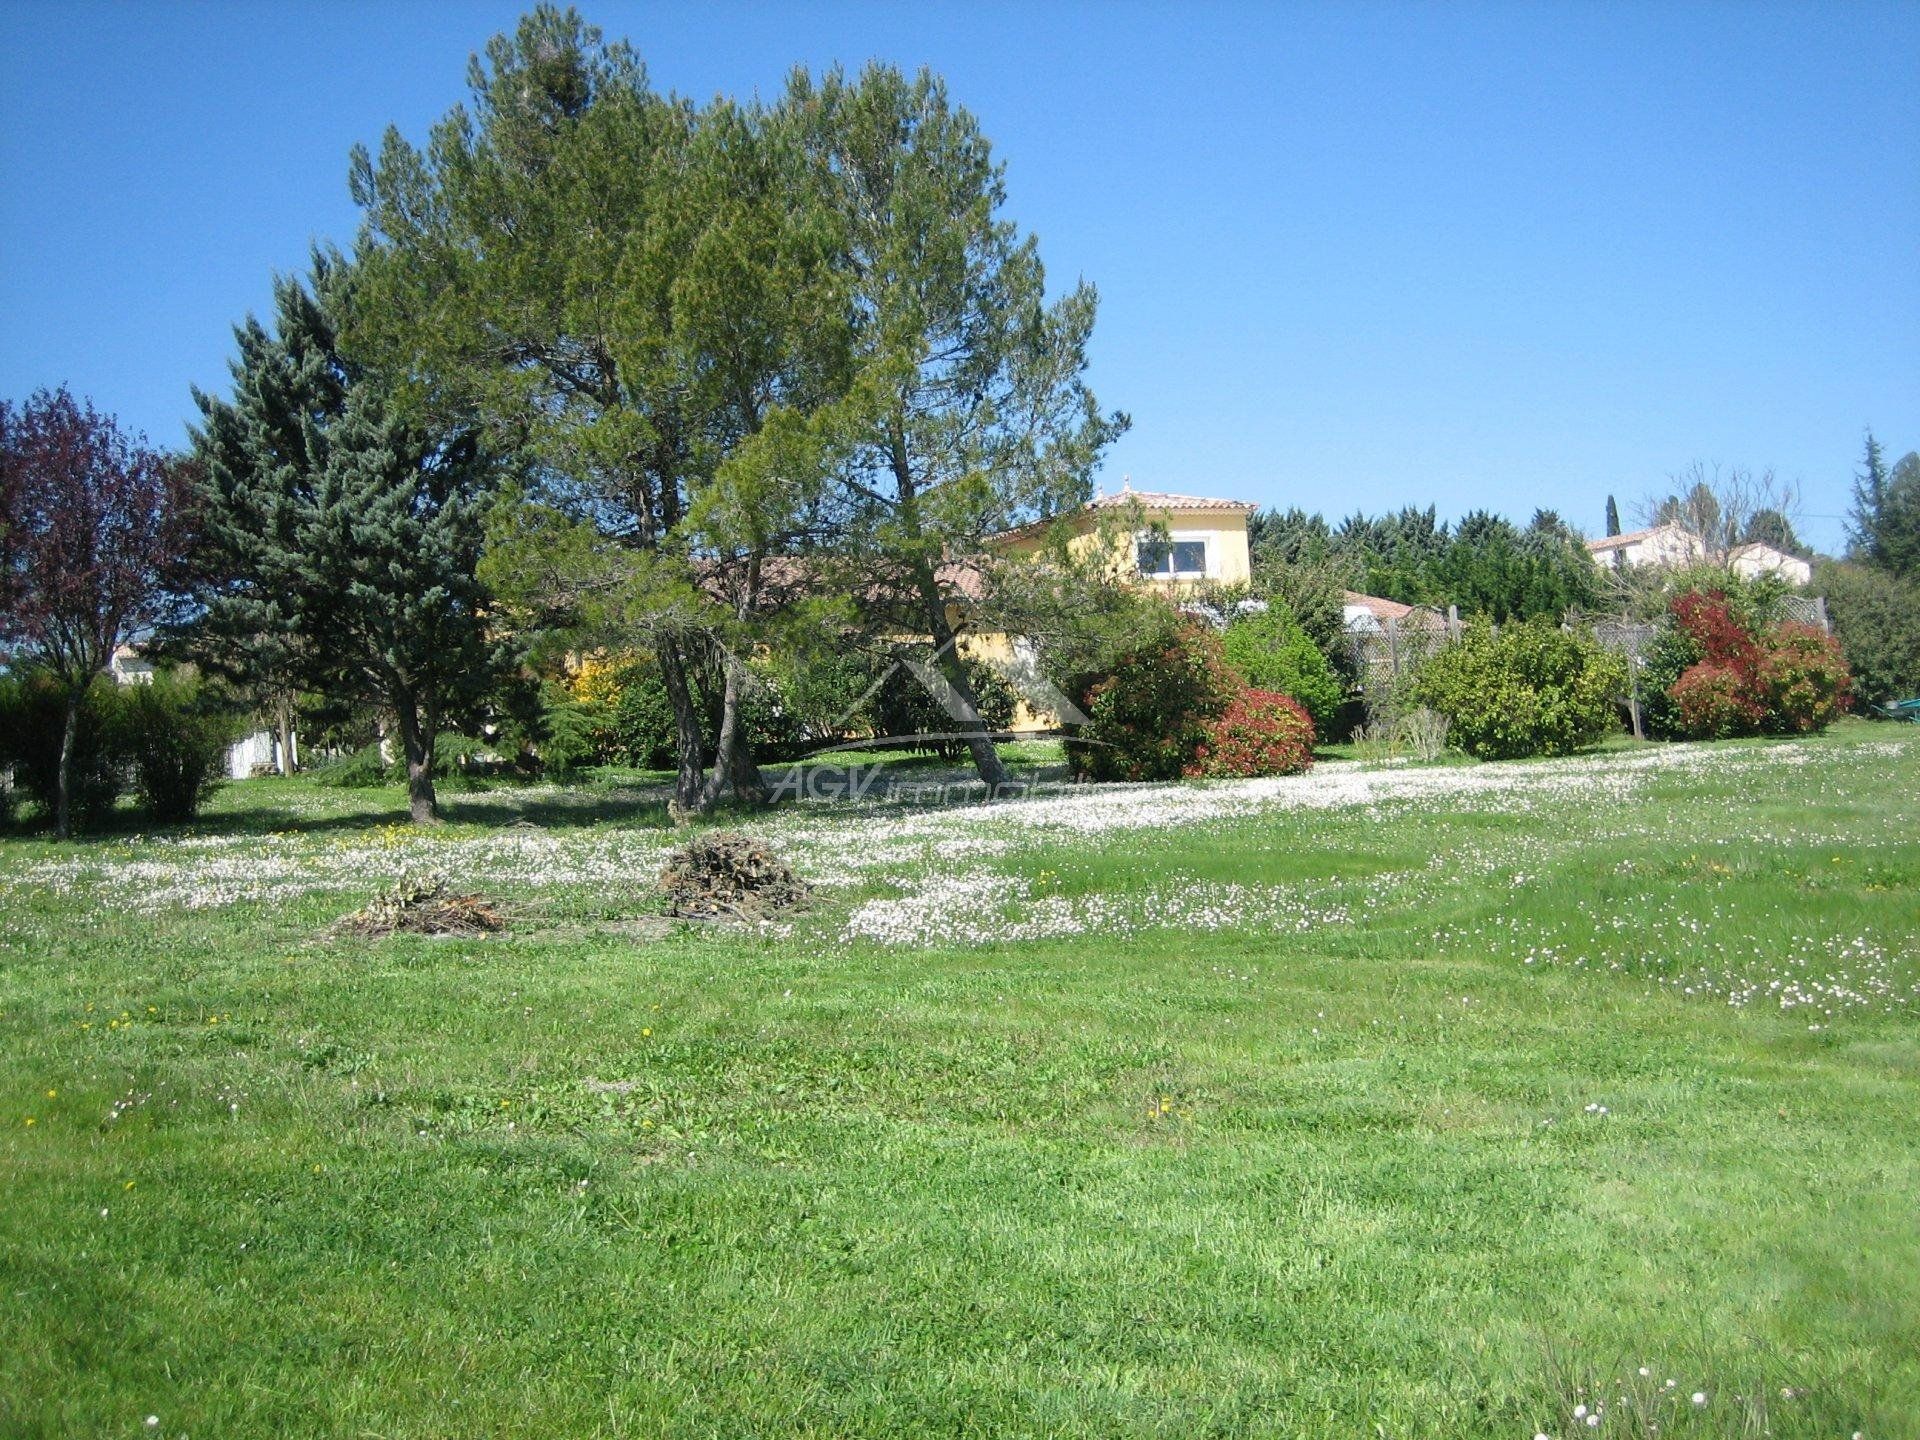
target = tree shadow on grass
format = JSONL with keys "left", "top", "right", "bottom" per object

{"left": 0, "top": 747, "right": 1075, "bottom": 849}
{"left": 0, "top": 782, "right": 680, "bottom": 846}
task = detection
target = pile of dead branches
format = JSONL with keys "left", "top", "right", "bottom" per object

{"left": 333, "top": 873, "right": 507, "bottom": 939}
{"left": 661, "top": 833, "right": 809, "bottom": 921}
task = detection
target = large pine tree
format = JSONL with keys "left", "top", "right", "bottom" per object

{"left": 186, "top": 254, "right": 506, "bottom": 823}
{"left": 349, "top": 9, "right": 845, "bottom": 814}
{"left": 786, "top": 63, "right": 1125, "bottom": 789}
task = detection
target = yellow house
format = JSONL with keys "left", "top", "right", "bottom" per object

{"left": 963, "top": 483, "right": 1258, "bottom": 731}
{"left": 992, "top": 482, "right": 1255, "bottom": 589}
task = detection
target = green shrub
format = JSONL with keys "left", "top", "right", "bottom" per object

{"left": 1070, "top": 616, "right": 1239, "bottom": 781}
{"left": 0, "top": 673, "right": 129, "bottom": 828}
{"left": 313, "top": 732, "right": 498, "bottom": 787}
{"left": 313, "top": 742, "right": 392, "bottom": 788}
{"left": 1758, "top": 623, "right": 1853, "bottom": 734}
{"left": 1649, "top": 589, "right": 1855, "bottom": 740}
{"left": 1639, "top": 621, "right": 1703, "bottom": 739}
{"left": 757, "top": 649, "right": 881, "bottom": 753}
{"left": 1817, "top": 559, "right": 1920, "bottom": 709}
{"left": 1221, "top": 604, "right": 1345, "bottom": 733}
{"left": 869, "top": 653, "right": 1018, "bottom": 760}
{"left": 602, "top": 658, "right": 809, "bottom": 770}
{"left": 1189, "top": 689, "right": 1316, "bottom": 778}
{"left": 1670, "top": 662, "right": 1763, "bottom": 739}
{"left": 1411, "top": 619, "right": 1625, "bottom": 760}
{"left": 121, "top": 676, "right": 236, "bottom": 823}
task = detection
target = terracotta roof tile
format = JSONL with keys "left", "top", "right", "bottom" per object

{"left": 1342, "top": 590, "right": 1416, "bottom": 621}
{"left": 1086, "top": 488, "right": 1258, "bottom": 513}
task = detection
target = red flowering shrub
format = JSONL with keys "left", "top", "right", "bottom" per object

{"left": 1187, "top": 689, "right": 1316, "bottom": 778}
{"left": 1757, "top": 623, "right": 1852, "bottom": 733}
{"left": 1070, "top": 617, "right": 1241, "bottom": 781}
{"left": 1660, "top": 593, "right": 1855, "bottom": 740}
{"left": 1671, "top": 663, "right": 1765, "bottom": 739}
{"left": 1670, "top": 591, "right": 1762, "bottom": 674}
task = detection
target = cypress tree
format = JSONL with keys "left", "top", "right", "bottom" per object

{"left": 185, "top": 253, "right": 506, "bottom": 823}
{"left": 1604, "top": 494, "right": 1621, "bottom": 538}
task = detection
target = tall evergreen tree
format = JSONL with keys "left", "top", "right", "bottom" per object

{"left": 186, "top": 255, "right": 506, "bottom": 823}
{"left": 1849, "top": 434, "right": 1919, "bottom": 580}
{"left": 1742, "top": 507, "right": 1802, "bottom": 557}
{"left": 350, "top": 7, "right": 845, "bottom": 813}
{"left": 1849, "top": 432, "right": 1888, "bottom": 563}
{"left": 787, "top": 63, "right": 1125, "bottom": 789}
{"left": 1878, "top": 451, "right": 1920, "bottom": 581}
{"left": 1604, "top": 494, "right": 1621, "bottom": 538}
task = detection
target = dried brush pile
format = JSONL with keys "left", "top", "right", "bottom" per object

{"left": 660, "top": 833, "right": 809, "bottom": 920}
{"left": 334, "top": 873, "right": 507, "bottom": 938}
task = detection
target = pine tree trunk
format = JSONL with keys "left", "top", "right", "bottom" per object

{"left": 923, "top": 586, "right": 1010, "bottom": 792}
{"left": 697, "top": 656, "right": 742, "bottom": 812}
{"left": 276, "top": 694, "right": 295, "bottom": 777}
{"left": 709, "top": 559, "right": 771, "bottom": 809}
{"left": 696, "top": 650, "right": 774, "bottom": 811}
{"left": 54, "top": 687, "right": 79, "bottom": 840}
{"left": 889, "top": 433, "right": 1010, "bottom": 793}
{"left": 729, "top": 725, "right": 770, "bottom": 807}
{"left": 656, "top": 639, "right": 707, "bottom": 815}
{"left": 394, "top": 697, "right": 439, "bottom": 825}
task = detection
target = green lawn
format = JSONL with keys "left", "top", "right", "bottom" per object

{"left": 3, "top": 724, "right": 1916, "bottom": 1438}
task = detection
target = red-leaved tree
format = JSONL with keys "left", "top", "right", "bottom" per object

{"left": 0, "top": 389, "right": 190, "bottom": 837}
{"left": 1663, "top": 590, "right": 1853, "bottom": 740}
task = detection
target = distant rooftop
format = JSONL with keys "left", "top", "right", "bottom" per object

{"left": 1585, "top": 525, "right": 1668, "bottom": 552}
{"left": 1087, "top": 482, "right": 1257, "bottom": 514}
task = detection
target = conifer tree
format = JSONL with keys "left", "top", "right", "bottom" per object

{"left": 350, "top": 8, "right": 845, "bottom": 813}
{"left": 1849, "top": 433, "right": 1920, "bottom": 580}
{"left": 1849, "top": 433, "right": 1888, "bottom": 563}
{"left": 787, "top": 63, "right": 1125, "bottom": 789}
{"left": 186, "top": 254, "right": 505, "bottom": 823}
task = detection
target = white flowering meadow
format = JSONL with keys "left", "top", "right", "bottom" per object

{"left": 4, "top": 724, "right": 1917, "bottom": 1437}
{"left": 3, "top": 733, "right": 1913, "bottom": 1032}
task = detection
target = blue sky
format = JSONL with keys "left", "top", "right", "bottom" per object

{"left": 3, "top": 2, "right": 1915, "bottom": 554}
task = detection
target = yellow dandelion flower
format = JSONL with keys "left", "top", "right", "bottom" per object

{"left": 45, "top": 1089, "right": 56, "bottom": 1099}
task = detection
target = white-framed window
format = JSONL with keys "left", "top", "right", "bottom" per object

{"left": 1137, "top": 531, "right": 1211, "bottom": 579}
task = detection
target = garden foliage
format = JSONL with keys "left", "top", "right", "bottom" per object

{"left": 1187, "top": 689, "right": 1316, "bottom": 779}
{"left": 1816, "top": 559, "right": 1920, "bottom": 709}
{"left": 0, "top": 674, "right": 129, "bottom": 828}
{"left": 1220, "top": 604, "right": 1344, "bottom": 733}
{"left": 1410, "top": 619, "right": 1625, "bottom": 760}
{"left": 1068, "top": 616, "right": 1240, "bottom": 781}
{"left": 0, "top": 671, "right": 233, "bottom": 828}
{"left": 120, "top": 675, "right": 237, "bottom": 823}
{"left": 1648, "top": 589, "right": 1853, "bottom": 740}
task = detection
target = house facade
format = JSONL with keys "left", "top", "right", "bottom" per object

{"left": 1585, "top": 523, "right": 1812, "bottom": 586}
{"left": 992, "top": 482, "right": 1256, "bottom": 589}
{"left": 968, "top": 484, "right": 1257, "bottom": 732}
